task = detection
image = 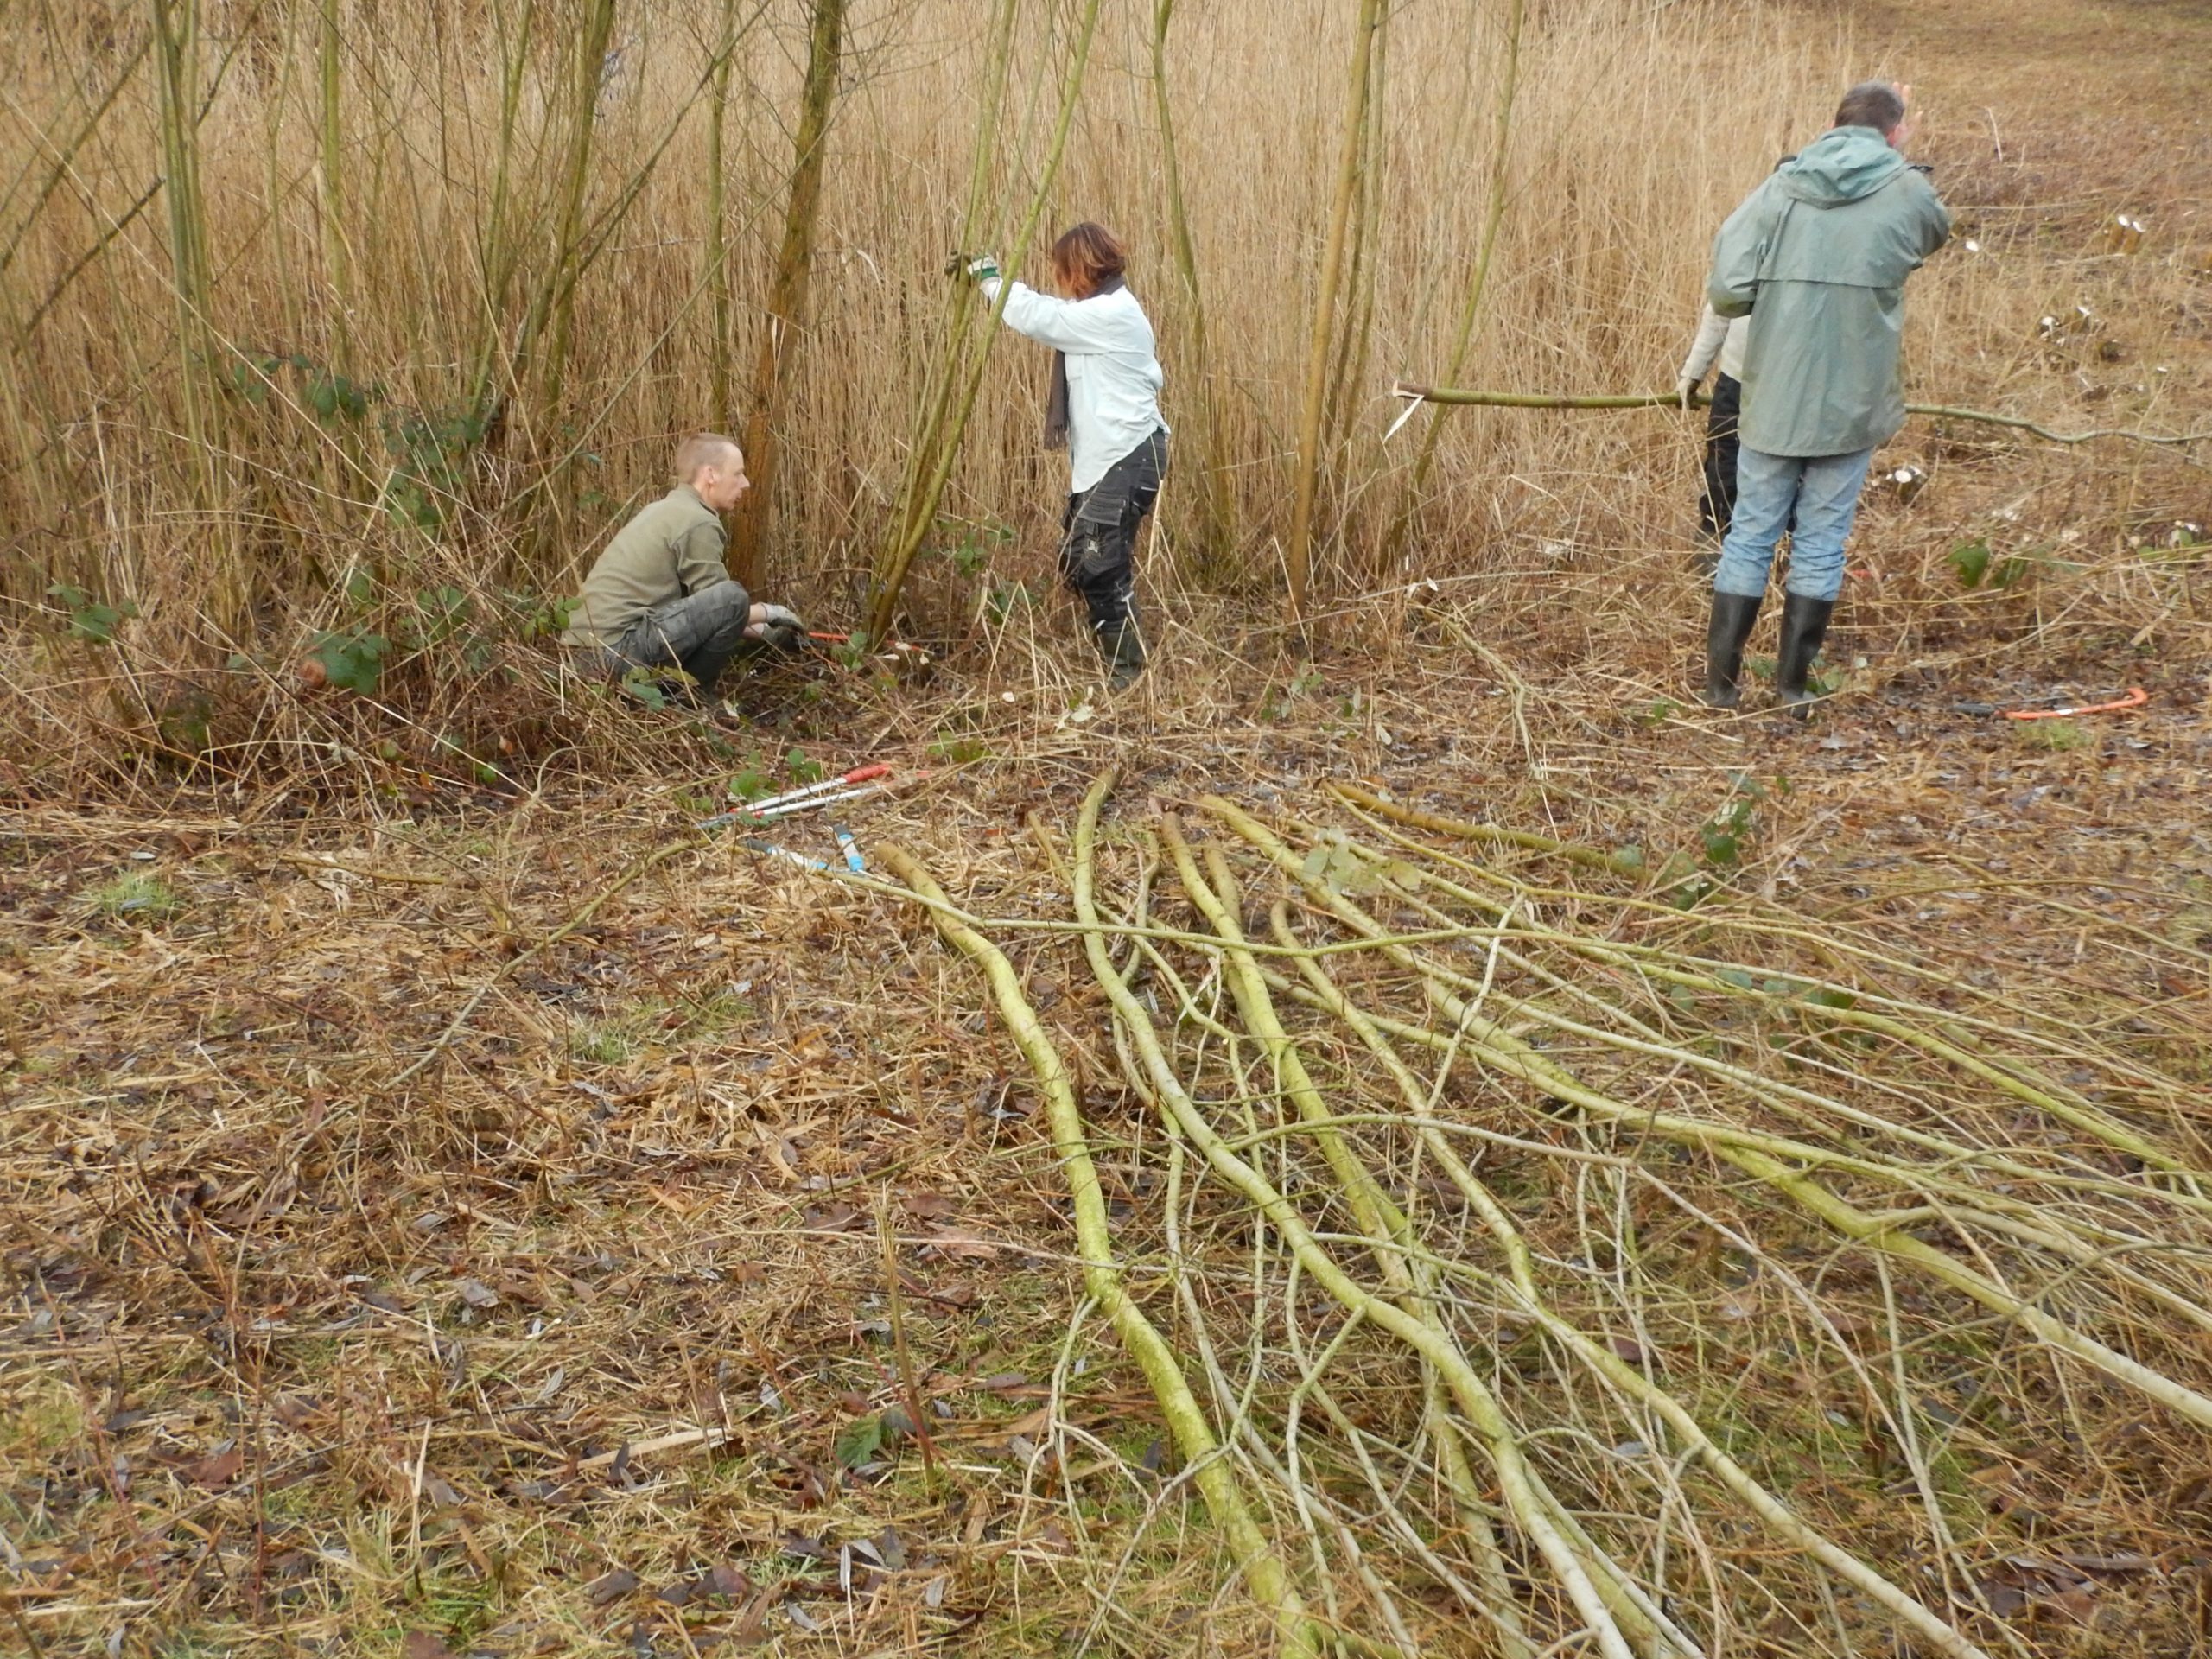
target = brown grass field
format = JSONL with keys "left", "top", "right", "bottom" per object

{"left": 4, "top": 0, "right": 2212, "bottom": 1655}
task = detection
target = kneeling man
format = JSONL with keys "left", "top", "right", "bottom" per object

{"left": 562, "top": 434, "right": 802, "bottom": 696}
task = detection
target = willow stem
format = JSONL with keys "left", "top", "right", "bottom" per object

{"left": 868, "top": 0, "right": 1108, "bottom": 645}
{"left": 877, "top": 841, "right": 1321, "bottom": 1657}
{"left": 1204, "top": 795, "right": 2212, "bottom": 1438}
{"left": 1283, "top": 0, "right": 1389, "bottom": 626}
{"left": 1280, "top": 913, "right": 1992, "bottom": 1659}
{"left": 1077, "top": 775, "right": 1658, "bottom": 1659}
{"left": 1390, "top": 385, "right": 2210, "bottom": 449}
{"left": 728, "top": 0, "right": 846, "bottom": 588}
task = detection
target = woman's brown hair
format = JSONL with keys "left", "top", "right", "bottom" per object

{"left": 1050, "top": 222, "right": 1126, "bottom": 297}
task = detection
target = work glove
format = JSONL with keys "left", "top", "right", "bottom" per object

{"left": 962, "top": 253, "right": 1002, "bottom": 285}
{"left": 1676, "top": 375, "right": 1700, "bottom": 412}
{"left": 746, "top": 603, "right": 806, "bottom": 648}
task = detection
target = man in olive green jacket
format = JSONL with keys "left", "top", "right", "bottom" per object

{"left": 562, "top": 434, "right": 803, "bottom": 697}
{"left": 1702, "top": 80, "right": 1950, "bottom": 713}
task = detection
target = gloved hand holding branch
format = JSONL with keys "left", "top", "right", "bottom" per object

{"left": 969, "top": 224, "right": 1170, "bottom": 691}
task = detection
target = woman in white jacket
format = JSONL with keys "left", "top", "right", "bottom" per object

{"left": 969, "top": 223, "right": 1168, "bottom": 689}
{"left": 1676, "top": 302, "right": 1750, "bottom": 543}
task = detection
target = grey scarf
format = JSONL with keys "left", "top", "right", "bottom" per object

{"left": 1044, "top": 273, "right": 1125, "bottom": 450}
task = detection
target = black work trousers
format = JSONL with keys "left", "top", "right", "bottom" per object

{"left": 1699, "top": 373, "right": 1742, "bottom": 540}
{"left": 1059, "top": 429, "right": 1167, "bottom": 653}
{"left": 568, "top": 583, "right": 764, "bottom": 698}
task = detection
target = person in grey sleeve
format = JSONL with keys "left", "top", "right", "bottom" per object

{"left": 966, "top": 223, "right": 1169, "bottom": 690}
{"left": 1676, "top": 303, "right": 1749, "bottom": 543}
{"left": 1700, "top": 80, "right": 1950, "bottom": 715}
{"left": 560, "top": 434, "right": 804, "bottom": 700}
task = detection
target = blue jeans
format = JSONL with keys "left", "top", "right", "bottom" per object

{"left": 1713, "top": 444, "right": 1875, "bottom": 602}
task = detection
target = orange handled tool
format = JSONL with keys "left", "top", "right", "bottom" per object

{"left": 808, "top": 630, "right": 931, "bottom": 661}
{"left": 2003, "top": 687, "right": 2147, "bottom": 721}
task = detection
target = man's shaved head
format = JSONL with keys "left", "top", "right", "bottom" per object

{"left": 674, "top": 432, "right": 742, "bottom": 484}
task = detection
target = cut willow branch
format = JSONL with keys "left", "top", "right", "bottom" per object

{"left": 1329, "top": 815, "right": 2191, "bottom": 1131}
{"left": 1075, "top": 774, "right": 1666, "bottom": 1659}
{"left": 1203, "top": 793, "right": 2212, "bottom": 1439}
{"left": 1157, "top": 817, "right": 1535, "bottom": 1659}
{"left": 1331, "top": 780, "right": 1649, "bottom": 880}
{"left": 875, "top": 842, "right": 1322, "bottom": 1659}
{"left": 1719, "top": 1144, "right": 2212, "bottom": 1434}
{"left": 1326, "top": 783, "right": 2199, "bottom": 1181}
{"left": 1389, "top": 383, "right": 2212, "bottom": 449}
{"left": 1270, "top": 915, "right": 2001, "bottom": 1659}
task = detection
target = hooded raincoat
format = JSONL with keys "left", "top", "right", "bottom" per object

{"left": 1707, "top": 126, "right": 1951, "bottom": 458}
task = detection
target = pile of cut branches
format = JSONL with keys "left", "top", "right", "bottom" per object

{"left": 880, "top": 772, "right": 2212, "bottom": 1657}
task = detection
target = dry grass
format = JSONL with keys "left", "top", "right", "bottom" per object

{"left": 7, "top": 608, "right": 2212, "bottom": 1654}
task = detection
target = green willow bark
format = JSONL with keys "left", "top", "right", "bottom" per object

{"left": 1322, "top": 18, "right": 1385, "bottom": 459}
{"left": 885, "top": 839, "right": 1322, "bottom": 1659}
{"left": 1382, "top": 0, "right": 1524, "bottom": 569}
{"left": 317, "top": 0, "right": 347, "bottom": 324}
{"left": 865, "top": 0, "right": 1021, "bottom": 639}
{"left": 1149, "top": 0, "right": 1236, "bottom": 574}
{"left": 702, "top": 0, "right": 741, "bottom": 431}
{"left": 519, "top": 0, "right": 619, "bottom": 418}
{"left": 866, "top": 0, "right": 1107, "bottom": 646}
{"left": 467, "top": 0, "right": 539, "bottom": 420}
{"left": 147, "top": 0, "right": 224, "bottom": 476}
{"left": 728, "top": 0, "right": 847, "bottom": 590}
{"left": 1282, "top": 0, "right": 1386, "bottom": 626}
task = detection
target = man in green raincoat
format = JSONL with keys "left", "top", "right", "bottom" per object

{"left": 1701, "top": 80, "right": 1951, "bottom": 713}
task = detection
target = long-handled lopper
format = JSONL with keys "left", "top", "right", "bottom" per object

{"left": 750, "top": 773, "right": 927, "bottom": 822}
{"left": 697, "top": 764, "right": 890, "bottom": 832}
{"left": 739, "top": 837, "right": 835, "bottom": 874}
{"left": 2004, "top": 686, "right": 2148, "bottom": 721}
{"left": 735, "top": 828, "right": 866, "bottom": 876}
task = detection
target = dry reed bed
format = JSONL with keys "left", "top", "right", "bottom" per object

{"left": 3, "top": 0, "right": 2207, "bottom": 726}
